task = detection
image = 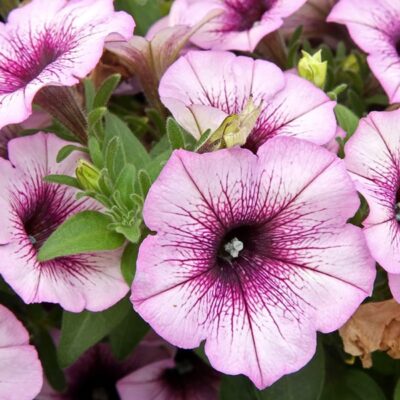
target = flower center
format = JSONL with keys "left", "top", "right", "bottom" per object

{"left": 217, "top": 224, "right": 265, "bottom": 265}
{"left": 224, "top": 237, "right": 244, "bottom": 258}
{"left": 12, "top": 180, "right": 82, "bottom": 252}
{"left": 224, "top": 0, "right": 272, "bottom": 31}
{"left": 0, "top": 25, "right": 76, "bottom": 94}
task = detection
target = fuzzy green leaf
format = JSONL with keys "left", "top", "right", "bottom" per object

{"left": 58, "top": 298, "right": 130, "bottom": 368}
{"left": 93, "top": 74, "right": 121, "bottom": 109}
{"left": 37, "top": 211, "right": 125, "bottom": 261}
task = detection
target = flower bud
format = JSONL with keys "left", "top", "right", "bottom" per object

{"left": 197, "top": 97, "right": 262, "bottom": 152}
{"left": 298, "top": 50, "right": 327, "bottom": 89}
{"left": 76, "top": 160, "right": 101, "bottom": 192}
{"left": 342, "top": 53, "right": 359, "bottom": 74}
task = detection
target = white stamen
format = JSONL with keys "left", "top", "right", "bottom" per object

{"left": 224, "top": 237, "right": 244, "bottom": 258}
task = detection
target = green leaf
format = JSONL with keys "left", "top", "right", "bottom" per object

{"left": 321, "top": 369, "right": 386, "bottom": 400}
{"left": 88, "top": 136, "right": 104, "bottom": 168}
{"left": 121, "top": 242, "right": 139, "bottom": 285}
{"left": 115, "top": 164, "right": 137, "bottom": 208}
{"left": 93, "top": 74, "right": 121, "bottom": 109}
{"left": 37, "top": 211, "right": 125, "bottom": 261}
{"left": 105, "top": 113, "right": 150, "bottom": 170}
{"left": 138, "top": 169, "right": 152, "bottom": 198}
{"left": 394, "top": 378, "right": 400, "bottom": 399}
{"left": 84, "top": 78, "right": 96, "bottom": 112}
{"left": 166, "top": 117, "right": 186, "bottom": 149}
{"left": 260, "top": 341, "right": 325, "bottom": 400}
{"left": 220, "top": 375, "right": 259, "bottom": 400}
{"left": 150, "top": 134, "right": 170, "bottom": 158}
{"left": 334, "top": 104, "right": 359, "bottom": 138}
{"left": 146, "top": 150, "right": 172, "bottom": 181}
{"left": 194, "top": 129, "right": 212, "bottom": 152}
{"left": 56, "top": 144, "right": 88, "bottom": 163}
{"left": 44, "top": 174, "right": 81, "bottom": 189}
{"left": 321, "top": 356, "right": 386, "bottom": 400}
{"left": 104, "top": 136, "right": 124, "bottom": 180}
{"left": 33, "top": 328, "right": 66, "bottom": 391}
{"left": 58, "top": 298, "right": 130, "bottom": 368}
{"left": 88, "top": 107, "right": 107, "bottom": 142}
{"left": 109, "top": 309, "right": 149, "bottom": 360}
{"left": 115, "top": 221, "right": 142, "bottom": 244}
{"left": 115, "top": 0, "right": 163, "bottom": 36}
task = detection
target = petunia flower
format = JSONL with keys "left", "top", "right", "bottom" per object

{"left": 0, "top": 133, "right": 128, "bottom": 312}
{"left": 164, "top": 0, "right": 307, "bottom": 51}
{"left": 117, "top": 350, "right": 220, "bottom": 400}
{"left": 38, "top": 336, "right": 172, "bottom": 400}
{"left": 159, "top": 50, "right": 336, "bottom": 153}
{"left": 0, "top": 0, "right": 134, "bottom": 137}
{"left": 131, "top": 137, "right": 375, "bottom": 388}
{"left": 328, "top": 0, "right": 400, "bottom": 103}
{"left": 106, "top": 10, "right": 220, "bottom": 116}
{"left": 345, "top": 109, "right": 400, "bottom": 302}
{"left": 0, "top": 304, "right": 43, "bottom": 400}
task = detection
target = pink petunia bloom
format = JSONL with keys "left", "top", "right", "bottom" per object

{"left": 0, "top": 133, "right": 128, "bottom": 312}
{"left": 328, "top": 0, "right": 400, "bottom": 103}
{"left": 345, "top": 110, "right": 400, "bottom": 301}
{"left": 159, "top": 50, "right": 336, "bottom": 153}
{"left": 38, "top": 335, "right": 172, "bottom": 400}
{"left": 0, "top": 0, "right": 134, "bottom": 129}
{"left": 0, "top": 304, "right": 43, "bottom": 399}
{"left": 165, "top": 0, "right": 307, "bottom": 51}
{"left": 118, "top": 350, "right": 220, "bottom": 400}
{"left": 131, "top": 137, "right": 375, "bottom": 388}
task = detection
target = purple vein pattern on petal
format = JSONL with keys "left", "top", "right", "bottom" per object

{"left": 345, "top": 109, "right": 400, "bottom": 283}
{"left": 0, "top": 0, "right": 135, "bottom": 128}
{"left": 159, "top": 50, "right": 336, "bottom": 152}
{"left": 328, "top": 0, "right": 400, "bottom": 102}
{"left": 0, "top": 133, "right": 128, "bottom": 312}
{"left": 131, "top": 137, "right": 375, "bottom": 389}
{"left": 167, "top": 0, "right": 307, "bottom": 51}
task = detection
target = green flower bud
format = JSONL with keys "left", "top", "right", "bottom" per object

{"left": 197, "top": 97, "right": 262, "bottom": 152}
{"left": 342, "top": 53, "right": 359, "bottom": 74}
{"left": 76, "top": 160, "right": 101, "bottom": 192}
{"left": 298, "top": 50, "right": 328, "bottom": 89}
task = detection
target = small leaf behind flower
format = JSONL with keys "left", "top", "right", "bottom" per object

{"left": 37, "top": 211, "right": 125, "bottom": 261}
{"left": 58, "top": 298, "right": 130, "bottom": 368}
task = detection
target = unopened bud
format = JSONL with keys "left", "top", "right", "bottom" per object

{"left": 342, "top": 53, "right": 359, "bottom": 74}
{"left": 298, "top": 50, "right": 327, "bottom": 89}
{"left": 76, "top": 160, "right": 101, "bottom": 192}
{"left": 198, "top": 97, "right": 262, "bottom": 152}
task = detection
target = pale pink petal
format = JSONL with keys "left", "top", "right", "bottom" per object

{"left": 118, "top": 359, "right": 176, "bottom": 400}
{"left": 0, "top": 133, "right": 128, "bottom": 312}
{"left": 328, "top": 0, "right": 400, "bottom": 102}
{"left": 0, "top": 305, "right": 43, "bottom": 400}
{"left": 132, "top": 138, "right": 374, "bottom": 388}
{"left": 0, "top": 0, "right": 135, "bottom": 129}
{"left": 389, "top": 273, "right": 400, "bottom": 303}
{"left": 160, "top": 51, "right": 335, "bottom": 151}
{"left": 168, "top": 0, "right": 307, "bottom": 51}
{"left": 345, "top": 109, "right": 400, "bottom": 275}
